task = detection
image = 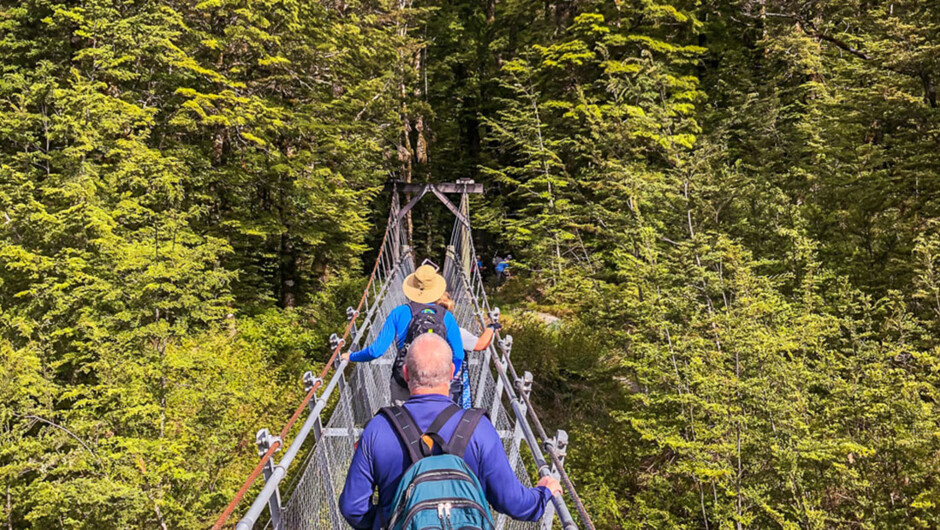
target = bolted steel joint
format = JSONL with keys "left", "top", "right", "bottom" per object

{"left": 552, "top": 429, "right": 569, "bottom": 461}
{"left": 346, "top": 306, "right": 359, "bottom": 321}
{"left": 498, "top": 334, "right": 513, "bottom": 356}
{"left": 303, "top": 371, "right": 323, "bottom": 394}
{"left": 255, "top": 428, "right": 282, "bottom": 458}
{"left": 516, "top": 371, "right": 533, "bottom": 398}
{"left": 329, "top": 333, "right": 346, "bottom": 352}
{"left": 489, "top": 307, "right": 501, "bottom": 324}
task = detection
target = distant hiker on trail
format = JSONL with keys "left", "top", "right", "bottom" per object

{"left": 494, "top": 254, "right": 511, "bottom": 283}
{"left": 342, "top": 263, "right": 465, "bottom": 403}
{"left": 472, "top": 254, "right": 484, "bottom": 276}
{"left": 339, "top": 333, "right": 562, "bottom": 530}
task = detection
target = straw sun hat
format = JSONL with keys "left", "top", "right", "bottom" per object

{"left": 402, "top": 264, "right": 447, "bottom": 304}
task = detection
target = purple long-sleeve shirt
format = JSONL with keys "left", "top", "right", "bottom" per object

{"left": 339, "top": 394, "right": 553, "bottom": 529}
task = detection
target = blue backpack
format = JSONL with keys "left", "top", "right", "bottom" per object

{"left": 381, "top": 404, "right": 495, "bottom": 530}
{"left": 392, "top": 302, "right": 449, "bottom": 389}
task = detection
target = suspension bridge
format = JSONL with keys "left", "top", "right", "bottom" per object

{"left": 212, "top": 180, "right": 592, "bottom": 530}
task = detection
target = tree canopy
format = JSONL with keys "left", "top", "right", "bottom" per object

{"left": 2, "top": 0, "right": 939, "bottom": 528}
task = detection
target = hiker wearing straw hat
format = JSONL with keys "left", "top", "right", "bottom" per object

{"left": 342, "top": 263, "right": 465, "bottom": 404}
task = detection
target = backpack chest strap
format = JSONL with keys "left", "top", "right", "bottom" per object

{"left": 426, "top": 403, "right": 461, "bottom": 435}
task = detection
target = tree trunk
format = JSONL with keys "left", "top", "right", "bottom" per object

{"left": 279, "top": 233, "right": 297, "bottom": 308}
{"left": 922, "top": 72, "right": 937, "bottom": 108}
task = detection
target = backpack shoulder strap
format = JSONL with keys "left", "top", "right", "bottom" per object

{"left": 444, "top": 408, "right": 487, "bottom": 458}
{"left": 379, "top": 405, "right": 423, "bottom": 464}
{"left": 423, "top": 403, "right": 460, "bottom": 449}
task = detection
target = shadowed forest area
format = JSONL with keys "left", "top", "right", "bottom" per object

{"left": 2, "top": 0, "right": 939, "bottom": 528}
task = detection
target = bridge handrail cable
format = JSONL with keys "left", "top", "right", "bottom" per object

{"left": 213, "top": 205, "right": 406, "bottom": 530}
{"left": 444, "top": 221, "right": 594, "bottom": 530}
{"left": 217, "top": 183, "right": 591, "bottom": 530}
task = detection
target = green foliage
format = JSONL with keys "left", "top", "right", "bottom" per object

{"left": 472, "top": 0, "right": 940, "bottom": 528}
{"left": 3, "top": 0, "right": 940, "bottom": 528}
{"left": 0, "top": 0, "right": 406, "bottom": 527}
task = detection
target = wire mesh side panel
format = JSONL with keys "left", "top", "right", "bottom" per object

{"left": 279, "top": 206, "right": 554, "bottom": 530}
{"left": 443, "top": 229, "right": 541, "bottom": 530}
{"left": 280, "top": 242, "right": 414, "bottom": 529}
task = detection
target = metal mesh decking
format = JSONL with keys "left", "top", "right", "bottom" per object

{"left": 233, "top": 182, "right": 582, "bottom": 530}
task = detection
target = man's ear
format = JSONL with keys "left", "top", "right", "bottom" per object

{"left": 450, "top": 362, "right": 456, "bottom": 377}
{"left": 403, "top": 364, "right": 409, "bottom": 383}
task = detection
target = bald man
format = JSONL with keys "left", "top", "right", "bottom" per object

{"left": 339, "top": 334, "right": 562, "bottom": 529}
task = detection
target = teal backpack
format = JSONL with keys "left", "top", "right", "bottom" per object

{"left": 381, "top": 404, "right": 495, "bottom": 530}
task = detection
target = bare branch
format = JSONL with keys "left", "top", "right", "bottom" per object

{"left": 18, "top": 414, "right": 103, "bottom": 466}
{"left": 815, "top": 32, "right": 872, "bottom": 60}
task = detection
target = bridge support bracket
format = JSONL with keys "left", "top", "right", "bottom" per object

{"left": 549, "top": 430, "right": 568, "bottom": 473}
{"left": 538, "top": 430, "right": 570, "bottom": 530}
{"left": 255, "top": 429, "right": 284, "bottom": 530}
{"left": 489, "top": 307, "right": 501, "bottom": 324}
{"left": 303, "top": 372, "right": 326, "bottom": 444}
{"left": 498, "top": 334, "right": 513, "bottom": 360}
{"left": 330, "top": 333, "right": 346, "bottom": 369}
{"left": 346, "top": 307, "right": 360, "bottom": 340}
{"left": 517, "top": 371, "right": 533, "bottom": 400}
{"left": 303, "top": 371, "right": 324, "bottom": 402}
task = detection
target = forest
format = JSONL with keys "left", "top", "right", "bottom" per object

{"left": 1, "top": 0, "right": 939, "bottom": 528}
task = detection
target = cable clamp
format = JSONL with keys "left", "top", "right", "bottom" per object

{"left": 303, "top": 371, "right": 323, "bottom": 395}
{"left": 516, "top": 371, "right": 533, "bottom": 398}
{"left": 255, "top": 429, "right": 283, "bottom": 458}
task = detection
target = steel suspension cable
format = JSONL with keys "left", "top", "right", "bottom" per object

{"left": 219, "top": 183, "right": 591, "bottom": 530}
{"left": 513, "top": 377, "right": 596, "bottom": 530}
{"left": 212, "top": 220, "right": 395, "bottom": 530}
{"left": 455, "top": 229, "right": 596, "bottom": 530}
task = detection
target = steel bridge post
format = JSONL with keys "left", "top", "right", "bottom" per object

{"left": 344, "top": 307, "right": 377, "bottom": 417}
{"left": 330, "top": 333, "right": 347, "bottom": 399}
{"left": 457, "top": 179, "right": 473, "bottom": 278}
{"left": 540, "top": 425, "right": 569, "bottom": 529}
{"left": 444, "top": 244, "right": 456, "bottom": 295}
{"left": 488, "top": 335, "right": 514, "bottom": 423}
{"left": 474, "top": 308, "right": 500, "bottom": 408}
{"left": 346, "top": 307, "right": 359, "bottom": 343}
{"left": 255, "top": 429, "right": 283, "bottom": 530}
{"left": 499, "top": 371, "right": 532, "bottom": 530}
{"left": 389, "top": 181, "right": 402, "bottom": 263}
{"left": 303, "top": 371, "right": 325, "bottom": 444}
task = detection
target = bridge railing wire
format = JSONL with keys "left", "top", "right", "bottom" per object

{"left": 278, "top": 245, "right": 415, "bottom": 529}
{"left": 280, "top": 220, "right": 546, "bottom": 530}
{"left": 446, "top": 217, "right": 595, "bottom": 530}
{"left": 219, "top": 186, "right": 589, "bottom": 530}
{"left": 212, "top": 204, "right": 408, "bottom": 530}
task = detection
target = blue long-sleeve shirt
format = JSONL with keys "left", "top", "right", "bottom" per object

{"left": 339, "top": 394, "right": 553, "bottom": 529}
{"left": 349, "top": 304, "right": 465, "bottom": 374}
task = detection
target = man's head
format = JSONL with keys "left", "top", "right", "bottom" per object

{"left": 403, "top": 333, "right": 454, "bottom": 395}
